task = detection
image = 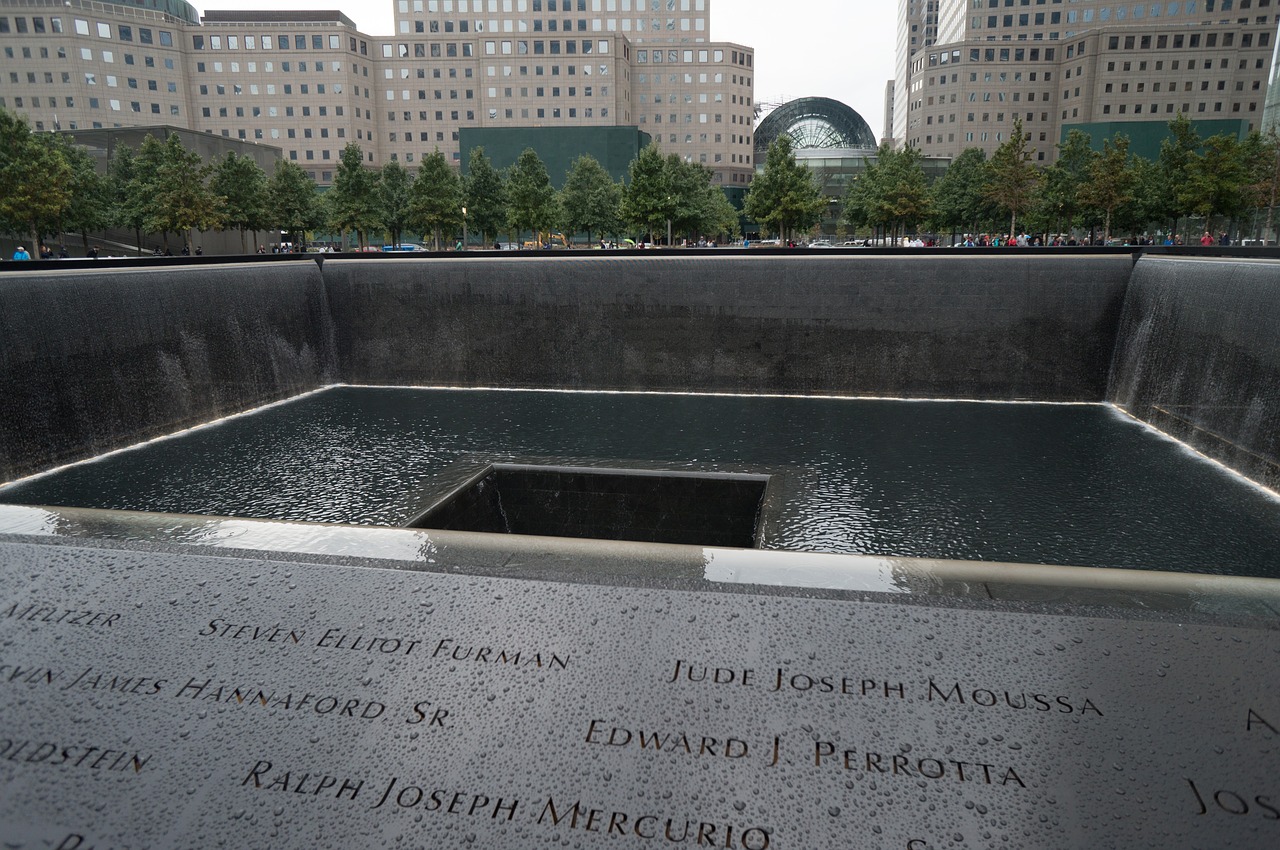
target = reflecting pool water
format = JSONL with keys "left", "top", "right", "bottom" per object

{"left": 3, "top": 387, "right": 1278, "bottom": 576}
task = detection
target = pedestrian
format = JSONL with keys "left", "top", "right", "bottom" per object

{"left": 38, "top": 244, "right": 53, "bottom": 260}
{"left": 58, "top": 245, "right": 69, "bottom": 259}
{"left": 1218, "top": 232, "right": 1230, "bottom": 246}
{"left": 1199, "top": 231, "right": 1214, "bottom": 246}
{"left": 195, "top": 246, "right": 203, "bottom": 256}
{"left": 11, "top": 245, "right": 30, "bottom": 260}
{"left": 88, "top": 246, "right": 101, "bottom": 260}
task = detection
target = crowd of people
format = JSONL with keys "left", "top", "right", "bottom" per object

{"left": 5, "top": 230, "right": 1252, "bottom": 259}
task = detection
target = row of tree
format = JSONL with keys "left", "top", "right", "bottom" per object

{"left": 843, "top": 114, "right": 1280, "bottom": 243}
{"left": 327, "top": 141, "right": 742, "bottom": 250}
{"left": 0, "top": 108, "right": 746, "bottom": 253}
{"left": 5, "top": 105, "right": 1277, "bottom": 252}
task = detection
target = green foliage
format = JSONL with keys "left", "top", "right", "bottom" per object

{"left": 211, "top": 151, "right": 269, "bottom": 252}
{"left": 558, "top": 154, "right": 622, "bottom": 243}
{"left": 327, "top": 143, "right": 380, "bottom": 249}
{"left": 620, "top": 144, "right": 673, "bottom": 241}
{"left": 983, "top": 117, "right": 1040, "bottom": 234}
{"left": 463, "top": 147, "right": 508, "bottom": 245}
{"left": 377, "top": 160, "right": 415, "bottom": 249}
{"left": 53, "top": 134, "right": 112, "bottom": 249}
{"left": 505, "top": 147, "right": 557, "bottom": 240}
{"left": 0, "top": 109, "right": 74, "bottom": 246}
{"left": 845, "top": 142, "right": 931, "bottom": 238}
{"left": 927, "top": 147, "right": 996, "bottom": 234}
{"left": 109, "top": 145, "right": 147, "bottom": 251}
{"left": 1080, "top": 135, "right": 1137, "bottom": 242}
{"left": 744, "top": 136, "right": 826, "bottom": 241}
{"left": 1182, "top": 134, "right": 1253, "bottom": 223}
{"left": 1244, "top": 128, "right": 1280, "bottom": 240}
{"left": 697, "top": 181, "right": 742, "bottom": 241}
{"left": 409, "top": 149, "right": 463, "bottom": 250}
{"left": 1035, "top": 129, "right": 1094, "bottom": 234}
{"left": 267, "top": 160, "right": 323, "bottom": 248}
{"left": 144, "top": 133, "right": 222, "bottom": 252}
{"left": 1153, "top": 112, "right": 1201, "bottom": 227}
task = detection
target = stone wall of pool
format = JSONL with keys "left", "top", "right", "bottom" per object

{"left": 1, "top": 253, "right": 1276, "bottom": 490}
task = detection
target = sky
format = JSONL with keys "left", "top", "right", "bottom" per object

{"left": 197, "top": 1, "right": 898, "bottom": 140}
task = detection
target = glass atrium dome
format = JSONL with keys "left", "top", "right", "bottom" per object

{"left": 754, "top": 97, "right": 878, "bottom": 165}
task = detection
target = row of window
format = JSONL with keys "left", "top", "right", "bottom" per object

{"left": 635, "top": 48, "right": 748, "bottom": 65}
{"left": 1100, "top": 99, "right": 1260, "bottom": 112}
{"left": 0, "top": 16, "right": 174, "bottom": 46}
{"left": 194, "top": 34, "right": 346, "bottom": 52}
{"left": 0, "top": 94, "right": 177, "bottom": 115}
{"left": 401, "top": 0, "right": 707, "bottom": 13}
{"left": 197, "top": 60, "right": 356, "bottom": 75}
{"left": 198, "top": 82, "right": 350, "bottom": 96}
{"left": 4, "top": 44, "right": 174, "bottom": 70}
{"left": 397, "top": 17, "right": 707, "bottom": 35}
{"left": 1106, "top": 28, "right": 1272, "bottom": 49}
{"left": 975, "top": 0, "right": 1269, "bottom": 22}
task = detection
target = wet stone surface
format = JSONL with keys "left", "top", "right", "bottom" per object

{"left": 0, "top": 539, "right": 1276, "bottom": 848}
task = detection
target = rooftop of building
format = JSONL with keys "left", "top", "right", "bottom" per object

{"left": 201, "top": 9, "right": 359, "bottom": 29}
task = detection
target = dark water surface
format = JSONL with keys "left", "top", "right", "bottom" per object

{"left": 4, "top": 387, "right": 1278, "bottom": 576}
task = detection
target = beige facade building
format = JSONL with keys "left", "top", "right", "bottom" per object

{"left": 0, "top": 0, "right": 753, "bottom": 186}
{"left": 893, "top": 0, "right": 1279, "bottom": 163}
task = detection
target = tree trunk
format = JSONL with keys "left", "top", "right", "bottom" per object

{"left": 1266, "top": 178, "right": 1276, "bottom": 243}
{"left": 1103, "top": 209, "right": 1112, "bottom": 245}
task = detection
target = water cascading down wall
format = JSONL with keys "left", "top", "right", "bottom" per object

{"left": 0, "top": 254, "right": 1276, "bottom": 493}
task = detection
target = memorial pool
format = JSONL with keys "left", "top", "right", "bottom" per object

{"left": 3, "top": 385, "right": 1277, "bottom": 578}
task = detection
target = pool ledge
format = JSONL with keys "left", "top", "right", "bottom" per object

{"left": 2, "top": 503, "right": 1275, "bottom": 624}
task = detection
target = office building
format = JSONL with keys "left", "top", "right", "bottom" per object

{"left": 893, "top": 0, "right": 1279, "bottom": 163}
{"left": 0, "top": 0, "right": 754, "bottom": 186}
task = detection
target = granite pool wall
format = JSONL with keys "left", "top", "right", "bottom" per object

{"left": 2, "top": 253, "right": 1274, "bottom": 490}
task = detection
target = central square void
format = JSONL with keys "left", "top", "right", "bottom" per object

{"left": 408, "top": 464, "right": 769, "bottom": 548}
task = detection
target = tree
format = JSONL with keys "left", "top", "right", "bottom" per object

{"left": 693, "top": 179, "right": 741, "bottom": 242}
{"left": 0, "top": 109, "right": 74, "bottom": 249}
{"left": 267, "top": 160, "right": 323, "bottom": 250}
{"left": 1035, "top": 129, "right": 1093, "bottom": 239}
{"left": 1243, "top": 128, "right": 1280, "bottom": 243}
{"left": 327, "top": 143, "right": 380, "bottom": 249}
{"left": 1080, "top": 135, "right": 1137, "bottom": 244}
{"left": 463, "top": 147, "right": 508, "bottom": 246}
{"left": 620, "top": 143, "right": 674, "bottom": 243}
{"left": 743, "top": 136, "right": 826, "bottom": 242}
{"left": 928, "top": 147, "right": 995, "bottom": 237}
{"left": 983, "top": 117, "right": 1041, "bottom": 236}
{"left": 377, "top": 160, "right": 415, "bottom": 250}
{"left": 211, "top": 151, "right": 269, "bottom": 253}
{"left": 1154, "top": 112, "right": 1202, "bottom": 238}
{"left": 109, "top": 145, "right": 148, "bottom": 253}
{"left": 53, "top": 135, "right": 112, "bottom": 252}
{"left": 146, "top": 133, "right": 222, "bottom": 253}
{"left": 877, "top": 144, "right": 932, "bottom": 239}
{"left": 1182, "top": 133, "right": 1251, "bottom": 229}
{"left": 505, "top": 147, "right": 557, "bottom": 244}
{"left": 559, "top": 154, "right": 622, "bottom": 244}
{"left": 409, "top": 149, "right": 463, "bottom": 250}
{"left": 843, "top": 143, "right": 932, "bottom": 242}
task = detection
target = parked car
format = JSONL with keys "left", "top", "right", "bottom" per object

{"left": 807, "top": 240, "right": 834, "bottom": 248}
{"left": 383, "top": 243, "right": 429, "bottom": 252}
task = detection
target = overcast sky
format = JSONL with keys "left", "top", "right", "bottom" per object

{"left": 198, "top": 1, "right": 898, "bottom": 140}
